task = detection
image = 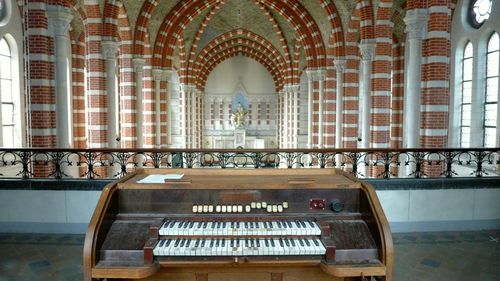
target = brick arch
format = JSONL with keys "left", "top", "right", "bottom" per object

{"left": 196, "top": 43, "right": 283, "bottom": 84}
{"left": 49, "top": 0, "right": 72, "bottom": 7}
{"left": 196, "top": 46, "right": 282, "bottom": 88}
{"left": 197, "top": 49, "right": 282, "bottom": 92}
{"left": 321, "top": 0, "right": 346, "bottom": 57}
{"left": 195, "top": 38, "right": 286, "bottom": 75}
{"left": 192, "top": 29, "right": 287, "bottom": 82}
{"left": 144, "top": 0, "right": 325, "bottom": 69}
{"left": 150, "top": 0, "right": 218, "bottom": 67}
{"left": 102, "top": 0, "right": 122, "bottom": 38}
{"left": 254, "top": 1, "right": 292, "bottom": 82}
{"left": 255, "top": 0, "right": 325, "bottom": 67}
{"left": 358, "top": 0, "right": 375, "bottom": 40}
{"left": 183, "top": 2, "right": 226, "bottom": 84}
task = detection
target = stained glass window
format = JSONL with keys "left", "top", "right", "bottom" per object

{"left": 470, "top": 0, "right": 492, "bottom": 28}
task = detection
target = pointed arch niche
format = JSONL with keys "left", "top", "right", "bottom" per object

{"left": 203, "top": 56, "right": 278, "bottom": 149}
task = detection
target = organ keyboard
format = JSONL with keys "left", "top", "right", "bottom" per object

{"left": 84, "top": 168, "right": 393, "bottom": 281}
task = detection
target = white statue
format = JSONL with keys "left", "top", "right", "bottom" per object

{"left": 231, "top": 103, "right": 247, "bottom": 128}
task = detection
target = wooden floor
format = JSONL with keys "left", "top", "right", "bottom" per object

{"left": 0, "top": 230, "right": 498, "bottom": 281}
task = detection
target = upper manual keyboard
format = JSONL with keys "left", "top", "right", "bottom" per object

{"left": 158, "top": 220, "right": 322, "bottom": 236}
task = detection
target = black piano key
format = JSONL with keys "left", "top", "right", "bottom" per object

{"left": 195, "top": 240, "right": 200, "bottom": 247}
{"left": 287, "top": 221, "right": 293, "bottom": 228}
{"left": 174, "top": 239, "right": 181, "bottom": 247}
{"left": 308, "top": 221, "right": 315, "bottom": 228}
{"left": 313, "top": 239, "right": 320, "bottom": 246}
{"left": 298, "top": 239, "right": 304, "bottom": 246}
{"left": 290, "top": 239, "right": 296, "bottom": 246}
{"left": 300, "top": 221, "right": 307, "bottom": 228}
{"left": 256, "top": 239, "right": 261, "bottom": 247}
{"left": 159, "top": 239, "right": 165, "bottom": 247}
{"left": 284, "top": 238, "right": 290, "bottom": 247}
{"left": 264, "top": 239, "right": 269, "bottom": 247}
{"left": 270, "top": 239, "right": 275, "bottom": 247}
{"left": 201, "top": 239, "right": 206, "bottom": 247}
{"left": 278, "top": 238, "right": 284, "bottom": 247}
{"left": 210, "top": 239, "right": 215, "bottom": 247}
{"left": 304, "top": 239, "right": 311, "bottom": 246}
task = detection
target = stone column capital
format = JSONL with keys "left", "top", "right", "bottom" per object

{"left": 404, "top": 9, "right": 429, "bottom": 40}
{"left": 152, "top": 68, "right": 168, "bottom": 81}
{"left": 101, "top": 40, "right": 119, "bottom": 60}
{"left": 359, "top": 41, "right": 376, "bottom": 61}
{"left": 290, "top": 84, "right": 300, "bottom": 93}
{"left": 195, "top": 89, "right": 203, "bottom": 97}
{"left": 164, "top": 68, "right": 174, "bottom": 81}
{"left": 47, "top": 6, "right": 74, "bottom": 37}
{"left": 333, "top": 57, "right": 347, "bottom": 72}
{"left": 305, "top": 69, "right": 317, "bottom": 80}
{"left": 132, "top": 58, "right": 145, "bottom": 73}
{"left": 180, "top": 83, "right": 196, "bottom": 93}
{"left": 316, "top": 69, "right": 326, "bottom": 81}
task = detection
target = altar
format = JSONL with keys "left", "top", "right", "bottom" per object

{"left": 202, "top": 81, "right": 277, "bottom": 149}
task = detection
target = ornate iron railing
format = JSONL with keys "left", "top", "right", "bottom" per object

{"left": 0, "top": 148, "right": 498, "bottom": 179}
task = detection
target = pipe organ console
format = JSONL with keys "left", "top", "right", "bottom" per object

{"left": 84, "top": 168, "right": 393, "bottom": 281}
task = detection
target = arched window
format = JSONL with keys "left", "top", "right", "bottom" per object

{"left": 460, "top": 42, "right": 473, "bottom": 147}
{"left": 484, "top": 33, "right": 499, "bottom": 147}
{"left": 0, "top": 38, "right": 14, "bottom": 147}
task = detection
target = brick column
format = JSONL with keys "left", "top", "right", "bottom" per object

{"left": 391, "top": 43, "right": 405, "bottom": 149}
{"left": 179, "top": 84, "right": 188, "bottom": 148}
{"left": 133, "top": 58, "right": 145, "bottom": 148}
{"left": 404, "top": 9, "right": 428, "bottom": 148}
{"left": 191, "top": 88, "right": 197, "bottom": 148}
{"left": 292, "top": 84, "right": 299, "bottom": 148}
{"left": 283, "top": 89, "right": 289, "bottom": 148}
{"left": 359, "top": 42, "right": 376, "bottom": 148}
{"left": 420, "top": 1, "right": 451, "bottom": 148}
{"left": 48, "top": 6, "right": 73, "bottom": 148}
{"left": 334, "top": 58, "right": 346, "bottom": 149}
{"left": 317, "top": 70, "right": 326, "bottom": 148}
{"left": 152, "top": 69, "right": 166, "bottom": 148}
{"left": 165, "top": 69, "right": 173, "bottom": 146}
{"left": 305, "top": 70, "right": 315, "bottom": 149}
{"left": 102, "top": 40, "right": 119, "bottom": 148}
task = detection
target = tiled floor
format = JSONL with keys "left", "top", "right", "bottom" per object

{"left": 0, "top": 231, "right": 498, "bottom": 281}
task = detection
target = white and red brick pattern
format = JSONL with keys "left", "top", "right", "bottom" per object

{"left": 16, "top": 0, "right": 460, "bottom": 156}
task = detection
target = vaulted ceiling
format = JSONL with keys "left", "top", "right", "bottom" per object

{"left": 69, "top": 0, "right": 414, "bottom": 72}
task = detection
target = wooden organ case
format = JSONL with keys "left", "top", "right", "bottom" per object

{"left": 84, "top": 168, "right": 393, "bottom": 281}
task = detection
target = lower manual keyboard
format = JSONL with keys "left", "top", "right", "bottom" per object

{"left": 153, "top": 237, "right": 326, "bottom": 256}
